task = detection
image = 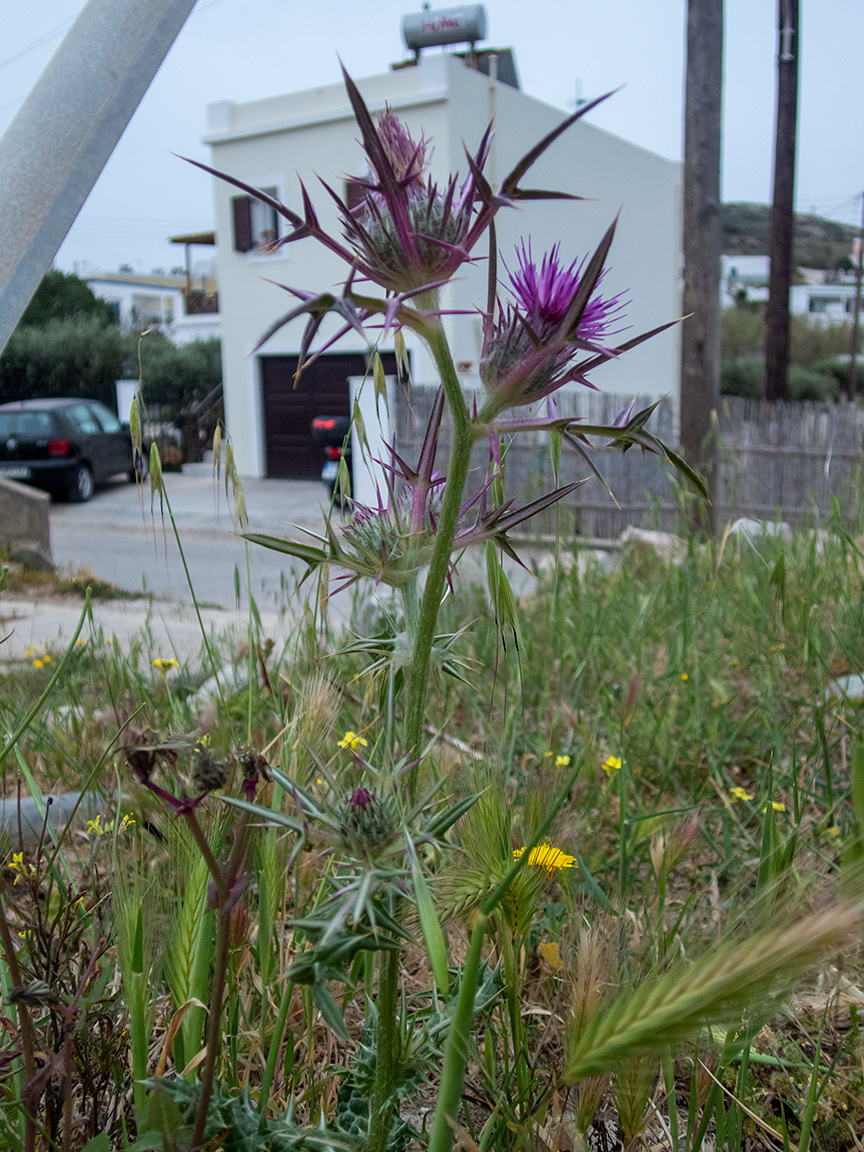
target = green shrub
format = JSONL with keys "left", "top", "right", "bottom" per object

{"left": 787, "top": 363, "right": 837, "bottom": 401}
{"left": 810, "top": 356, "right": 864, "bottom": 396}
{"left": 722, "top": 306, "right": 766, "bottom": 359}
{"left": 721, "top": 357, "right": 764, "bottom": 398}
{"left": 0, "top": 316, "right": 127, "bottom": 407}
{"left": 789, "top": 314, "right": 853, "bottom": 364}
{"left": 0, "top": 321, "right": 221, "bottom": 412}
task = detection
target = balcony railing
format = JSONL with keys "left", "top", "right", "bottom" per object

{"left": 184, "top": 290, "right": 219, "bottom": 315}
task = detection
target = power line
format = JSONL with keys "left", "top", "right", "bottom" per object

{"left": 0, "top": 15, "right": 78, "bottom": 73}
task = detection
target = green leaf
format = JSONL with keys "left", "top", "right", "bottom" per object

{"left": 660, "top": 444, "right": 708, "bottom": 498}
{"left": 425, "top": 794, "right": 481, "bottom": 840}
{"left": 409, "top": 843, "right": 450, "bottom": 996}
{"left": 80, "top": 1136, "right": 111, "bottom": 1152}
{"left": 242, "top": 532, "right": 328, "bottom": 566}
{"left": 550, "top": 428, "right": 562, "bottom": 484}
{"left": 222, "top": 794, "right": 305, "bottom": 834}
{"left": 312, "top": 981, "right": 350, "bottom": 1040}
{"left": 353, "top": 399, "right": 368, "bottom": 453}
{"left": 373, "top": 350, "right": 389, "bottom": 414}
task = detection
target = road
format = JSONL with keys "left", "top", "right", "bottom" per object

{"left": 3, "top": 464, "right": 582, "bottom": 663}
{"left": 48, "top": 464, "right": 335, "bottom": 608}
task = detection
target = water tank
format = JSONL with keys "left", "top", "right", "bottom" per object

{"left": 402, "top": 5, "right": 487, "bottom": 51}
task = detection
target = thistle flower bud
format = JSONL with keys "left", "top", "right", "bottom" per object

{"left": 338, "top": 786, "right": 397, "bottom": 854}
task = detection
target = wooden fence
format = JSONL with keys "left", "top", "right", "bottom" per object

{"left": 393, "top": 387, "right": 864, "bottom": 539}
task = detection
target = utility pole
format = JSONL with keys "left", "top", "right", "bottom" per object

{"left": 765, "top": 0, "right": 800, "bottom": 402}
{"left": 0, "top": 0, "right": 198, "bottom": 355}
{"left": 680, "top": 0, "right": 724, "bottom": 534}
{"left": 848, "top": 191, "right": 864, "bottom": 399}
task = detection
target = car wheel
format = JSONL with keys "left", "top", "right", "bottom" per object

{"left": 68, "top": 464, "right": 94, "bottom": 503}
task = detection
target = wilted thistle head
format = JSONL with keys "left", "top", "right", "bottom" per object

{"left": 192, "top": 747, "right": 227, "bottom": 795}
{"left": 337, "top": 786, "right": 397, "bottom": 854}
{"left": 480, "top": 241, "right": 627, "bottom": 412}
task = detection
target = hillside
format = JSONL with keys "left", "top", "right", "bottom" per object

{"left": 722, "top": 202, "right": 858, "bottom": 270}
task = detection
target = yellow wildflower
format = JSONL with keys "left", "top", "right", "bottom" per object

{"left": 338, "top": 731, "right": 368, "bottom": 751}
{"left": 153, "top": 657, "right": 179, "bottom": 673}
{"left": 762, "top": 801, "right": 786, "bottom": 813}
{"left": 86, "top": 815, "right": 105, "bottom": 837}
{"left": 729, "top": 786, "right": 753, "bottom": 803}
{"left": 555, "top": 754, "right": 571, "bottom": 768}
{"left": 681, "top": 673, "right": 689, "bottom": 681}
{"left": 116, "top": 814, "right": 135, "bottom": 835}
{"left": 770, "top": 643, "right": 785, "bottom": 652}
{"left": 513, "top": 842, "right": 578, "bottom": 879}
{"left": 827, "top": 825, "right": 841, "bottom": 838}
{"left": 602, "top": 756, "right": 623, "bottom": 775}
{"left": 8, "top": 852, "right": 34, "bottom": 885}
{"left": 33, "top": 659, "right": 43, "bottom": 669}
{"left": 730, "top": 658, "right": 740, "bottom": 666}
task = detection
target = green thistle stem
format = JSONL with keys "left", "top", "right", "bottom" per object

{"left": 366, "top": 948, "right": 400, "bottom": 1152}
{"left": 404, "top": 324, "right": 473, "bottom": 783}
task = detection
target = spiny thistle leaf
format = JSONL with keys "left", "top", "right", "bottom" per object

{"left": 565, "top": 903, "right": 860, "bottom": 1080}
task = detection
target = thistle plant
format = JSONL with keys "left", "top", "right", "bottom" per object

{"left": 123, "top": 64, "right": 864, "bottom": 1152}
{"left": 184, "top": 68, "right": 715, "bottom": 1152}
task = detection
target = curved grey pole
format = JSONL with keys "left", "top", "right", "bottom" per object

{"left": 0, "top": 0, "right": 198, "bottom": 353}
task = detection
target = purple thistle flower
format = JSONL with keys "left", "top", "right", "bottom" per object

{"left": 507, "top": 241, "right": 626, "bottom": 342}
{"left": 479, "top": 227, "right": 630, "bottom": 414}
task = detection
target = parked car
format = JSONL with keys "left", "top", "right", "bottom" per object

{"left": 0, "top": 398, "right": 139, "bottom": 502}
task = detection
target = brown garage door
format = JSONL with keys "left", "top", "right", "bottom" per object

{"left": 261, "top": 352, "right": 399, "bottom": 479}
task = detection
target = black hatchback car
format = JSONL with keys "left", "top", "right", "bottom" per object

{"left": 0, "top": 398, "right": 137, "bottom": 502}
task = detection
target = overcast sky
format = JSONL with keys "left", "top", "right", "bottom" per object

{"left": 3, "top": 0, "right": 863, "bottom": 275}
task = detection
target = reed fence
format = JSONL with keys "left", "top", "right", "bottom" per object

{"left": 393, "top": 387, "right": 864, "bottom": 539}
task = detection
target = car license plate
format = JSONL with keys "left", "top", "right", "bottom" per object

{"left": 322, "top": 460, "right": 340, "bottom": 480}
{"left": 0, "top": 465, "right": 32, "bottom": 480}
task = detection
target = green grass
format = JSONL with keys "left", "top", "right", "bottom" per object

{"left": 1, "top": 521, "right": 864, "bottom": 1149}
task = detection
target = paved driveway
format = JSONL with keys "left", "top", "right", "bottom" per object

{"left": 48, "top": 464, "right": 335, "bottom": 608}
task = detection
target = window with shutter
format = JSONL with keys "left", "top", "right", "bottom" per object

{"left": 233, "top": 191, "right": 280, "bottom": 252}
{"left": 233, "top": 196, "right": 253, "bottom": 252}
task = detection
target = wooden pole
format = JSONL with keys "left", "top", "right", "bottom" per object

{"left": 680, "top": 0, "right": 724, "bottom": 534}
{"left": 765, "top": 0, "right": 800, "bottom": 402}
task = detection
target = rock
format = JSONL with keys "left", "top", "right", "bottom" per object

{"left": 618, "top": 527, "right": 687, "bottom": 566}
{"left": 728, "top": 518, "right": 793, "bottom": 546}
{"left": 826, "top": 673, "right": 864, "bottom": 701}
{"left": 0, "top": 791, "right": 104, "bottom": 851}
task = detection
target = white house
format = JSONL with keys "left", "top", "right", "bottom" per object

{"left": 83, "top": 267, "right": 221, "bottom": 345}
{"left": 203, "top": 48, "right": 682, "bottom": 480}
{"left": 721, "top": 253, "right": 862, "bottom": 322}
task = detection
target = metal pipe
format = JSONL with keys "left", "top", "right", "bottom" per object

{"left": 0, "top": 0, "right": 198, "bottom": 354}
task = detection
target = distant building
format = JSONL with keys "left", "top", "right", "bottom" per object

{"left": 83, "top": 264, "right": 220, "bottom": 345}
{"left": 203, "top": 49, "right": 682, "bottom": 479}
{"left": 722, "top": 253, "right": 861, "bottom": 322}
